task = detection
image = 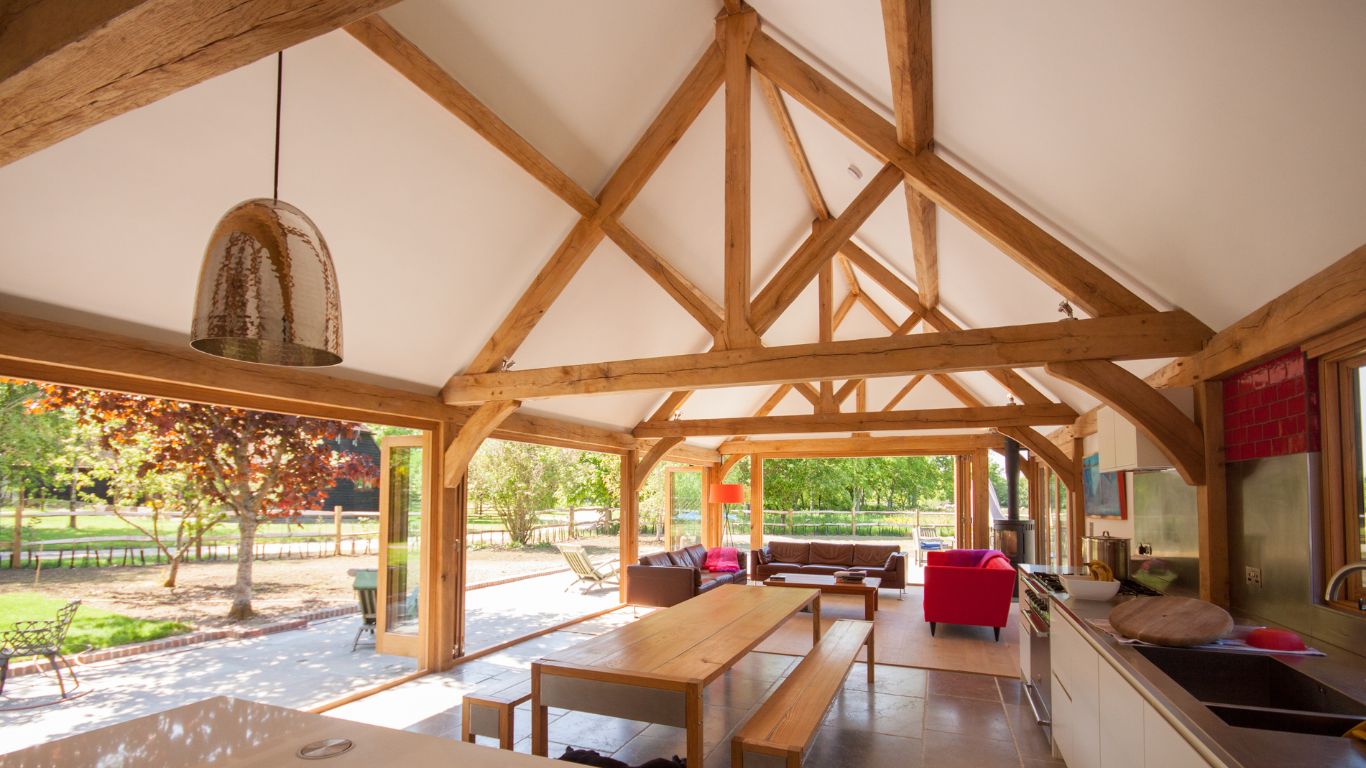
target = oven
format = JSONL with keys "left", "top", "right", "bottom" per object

{"left": 1019, "top": 573, "right": 1053, "bottom": 735}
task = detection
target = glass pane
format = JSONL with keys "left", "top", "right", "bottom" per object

{"left": 385, "top": 445, "right": 423, "bottom": 635}
{"left": 669, "top": 471, "right": 702, "bottom": 550}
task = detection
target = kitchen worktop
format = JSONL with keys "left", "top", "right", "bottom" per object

{"left": 1050, "top": 590, "right": 1366, "bottom": 768}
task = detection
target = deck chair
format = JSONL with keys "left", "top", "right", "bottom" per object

{"left": 1, "top": 599, "right": 81, "bottom": 699}
{"left": 351, "top": 569, "right": 378, "bottom": 652}
{"left": 557, "top": 543, "right": 618, "bottom": 593}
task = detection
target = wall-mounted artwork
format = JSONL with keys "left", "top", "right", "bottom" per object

{"left": 1083, "top": 453, "right": 1126, "bottom": 519}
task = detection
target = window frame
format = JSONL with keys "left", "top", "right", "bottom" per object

{"left": 1314, "top": 323, "right": 1366, "bottom": 612}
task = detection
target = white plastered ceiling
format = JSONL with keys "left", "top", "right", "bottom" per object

{"left": 2, "top": 0, "right": 1365, "bottom": 443}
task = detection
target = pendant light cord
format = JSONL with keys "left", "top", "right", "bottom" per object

{"left": 273, "top": 51, "right": 283, "bottom": 202}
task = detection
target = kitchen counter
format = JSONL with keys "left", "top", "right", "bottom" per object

{"left": 1050, "top": 590, "right": 1366, "bottom": 768}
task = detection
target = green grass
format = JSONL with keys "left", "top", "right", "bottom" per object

{"left": 0, "top": 593, "right": 190, "bottom": 655}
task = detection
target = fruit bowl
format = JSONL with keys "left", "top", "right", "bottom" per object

{"left": 1061, "top": 575, "right": 1121, "bottom": 601}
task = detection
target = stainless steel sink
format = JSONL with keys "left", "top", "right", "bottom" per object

{"left": 1134, "top": 646, "right": 1366, "bottom": 738}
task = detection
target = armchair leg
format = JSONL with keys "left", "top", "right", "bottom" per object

{"left": 994, "top": 627, "right": 1001, "bottom": 642}
{"left": 929, "top": 622, "right": 936, "bottom": 637}
{"left": 0, "top": 658, "right": 8, "bottom": 697}
{"left": 46, "top": 654, "right": 68, "bottom": 698}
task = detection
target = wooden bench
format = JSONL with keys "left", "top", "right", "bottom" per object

{"left": 461, "top": 676, "right": 532, "bottom": 750}
{"left": 731, "top": 619, "right": 875, "bottom": 768}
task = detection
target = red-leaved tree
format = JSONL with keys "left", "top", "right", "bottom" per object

{"left": 35, "top": 386, "right": 376, "bottom": 620}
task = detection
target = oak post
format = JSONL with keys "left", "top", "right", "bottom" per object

{"left": 1196, "top": 380, "right": 1230, "bottom": 607}
{"left": 620, "top": 450, "right": 639, "bottom": 603}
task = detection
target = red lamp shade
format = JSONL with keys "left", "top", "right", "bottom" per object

{"left": 710, "top": 483, "right": 744, "bottom": 504}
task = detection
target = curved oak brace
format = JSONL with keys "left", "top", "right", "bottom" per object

{"left": 998, "top": 426, "right": 1077, "bottom": 492}
{"left": 633, "top": 437, "right": 684, "bottom": 492}
{"left": 720, "top": 453, "right": 745, "bottom": 479}
{"left": 444, "top": 400, "right": 520, "bottom": 487}
{"left": 1045, "top": 360, "right": 1205, "bottom": 485}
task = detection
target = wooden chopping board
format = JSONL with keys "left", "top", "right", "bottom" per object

{"left": 1108, "top": 596, "right": 1233, "bottom": 647}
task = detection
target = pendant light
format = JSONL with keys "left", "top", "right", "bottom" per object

{"left": 191, "top": 51, "right": 343, "bottom": 367}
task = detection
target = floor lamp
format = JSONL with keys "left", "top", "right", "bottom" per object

{"left": 710, "top": 483, "right": 744, "bottom": 547}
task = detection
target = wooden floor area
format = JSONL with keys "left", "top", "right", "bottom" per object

{"left": 753, "top": 584, "right": 1020, "bottom": 678}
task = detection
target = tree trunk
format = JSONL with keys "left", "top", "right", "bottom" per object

{"left": 228, "top": 514, "right": 258, "bottom": 620}
{"left": 163, "top": 556, "right": 182, "bottom": 588}
{"left": 10, "top": 489, "right": 24, "bottom": 569}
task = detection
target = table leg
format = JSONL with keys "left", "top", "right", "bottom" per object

{"left": 864, "top": 590, "right": 875, "bottom": 621}
{"left": 531, "top": 665, "right": 548, "bottom": 756}
{"left": 811, "top": 593, "right": 822, "bottom": 645}
{"left": 866, "top": 630, "right": 876, "bottom": 684}
{"left": 686, "top": 683, "right": 705, "bottom": 768}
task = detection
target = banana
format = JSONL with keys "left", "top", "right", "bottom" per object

{"left": 1087, "top": 560, "right": 1114, "bottom": 582}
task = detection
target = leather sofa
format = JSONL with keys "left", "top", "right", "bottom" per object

{"left": 625, "top": 544, "right": 748, "bottom": 608}
{"left": 923, "top": 549, "right": 1016, "bottom": 641}
{"left": 749, "top": 541, "right": 907, "bottom": 591}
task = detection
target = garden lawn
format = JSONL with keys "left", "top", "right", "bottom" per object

{"left": 0, "top": 592, "right": 190, "bottom": 655}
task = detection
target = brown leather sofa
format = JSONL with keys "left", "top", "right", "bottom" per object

{"left": 750, "top": 541, "right": 907, "bottom": 591}
{"left": 625, "top": 544, "right": 749, "bottom": 607}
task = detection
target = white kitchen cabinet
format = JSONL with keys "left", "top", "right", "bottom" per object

{"left": 1098, "top": 660, "right": 1145, "bottom": 768}
{"left": 1096, "top": 389, "right": 1193, "bottom": 472}
{"left": 1050, "top": 607, "right": 1214, "bottom": 768}
{"left": 1144, "top": 701, "right": 1209, "bottom": 768}
{"left": 1051, "top": 611, "right": 1100, "bottom": 768}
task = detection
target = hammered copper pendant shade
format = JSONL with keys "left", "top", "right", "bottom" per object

{"left": 190, "top": 198, "right": 343, "bottom": 366}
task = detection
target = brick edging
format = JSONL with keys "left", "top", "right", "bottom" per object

{"left": 6, "top": 604, "right": 360, "bottom": 680}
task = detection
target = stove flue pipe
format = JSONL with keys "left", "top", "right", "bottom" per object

{"left": 1003, "top": 436, "right": 1021, "bottom": 521}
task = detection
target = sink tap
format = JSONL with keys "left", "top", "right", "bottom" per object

{"left": 1323, "top": 561, "right": 1366, "bottom": 603}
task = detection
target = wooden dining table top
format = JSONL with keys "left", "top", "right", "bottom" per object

{"left": 537, "top": 584, "right": 818, "bottom": 687}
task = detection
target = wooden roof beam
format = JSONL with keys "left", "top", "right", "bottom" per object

{"left": 880, "top": 0, "right": 939, "bottom": 309}
{"left": 750, "top": 164, "right": 903, "bottom": 334}
{"left": 442, "top": 311, "right": 1211, "bottom": 403}
{"left": 1046, "top": 360, "right": 1205, "bottom": 485}
{"left": 452, "top": 41, "right": 724, "bottom": 377}
{"left": 720, "top": 434, "right": 1004, "bottom": 458}
{"left": 749, "top": 32, "right": 1178, "bottom": 322}
{"left": 635, "top": 403, "right": 1078, "bottom": 438}
{"left": 0, "top": 0, "right": 400, "bottom": 169}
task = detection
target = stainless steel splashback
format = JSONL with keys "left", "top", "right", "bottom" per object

{"left": 1228, "top": 453, "right": 1366, "bottom": 653}
{"left": 1133, "top": 469, "right": 1199, "bottom": 593}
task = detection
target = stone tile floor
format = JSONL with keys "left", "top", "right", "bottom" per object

{"left": 326, "top": 613, "right": 1063, "bottom": 768}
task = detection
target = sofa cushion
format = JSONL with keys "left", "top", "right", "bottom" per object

{"left": 759, "top": 563, "right": 806, "bottom": 576}
{"left": 768, "top": 541, "right": 810, "bottom": 564}
{"left": 639, "top": 551, "right": 675, "bottom": 567}
{"left": 680, "top": 544, "right": 709, "bottom": 569}
{"left": 852, "top": 543, "right": 899, "bottom": 567}
{"left": 798, "top": 564, "right": 844, "bottom": 575}
{"left": 809, "top": 542, "right": 854, "bottom": 566}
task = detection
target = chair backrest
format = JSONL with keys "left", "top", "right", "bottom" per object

{"left": 356, "top": 587, "right": 377, "bottom": 622}
{"left": 558, "top": 544, "right": 599, "bottom": 578}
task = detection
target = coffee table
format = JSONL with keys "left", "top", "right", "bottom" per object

{"left": 763, "top": 574, "right": 881, "bottom": 620}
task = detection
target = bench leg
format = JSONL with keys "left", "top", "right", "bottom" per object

{"left": 461, "top": 701, "right": 475, "bottom": 743}
{"left": 732, "top": 739, "right": 745, "bottom": 768}
{"left": 499, "top": 705, "right": 515, "bottom": 750}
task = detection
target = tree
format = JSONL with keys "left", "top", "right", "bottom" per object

{"left": 468, "top": 440, "right": 566, "bottom": 545}
{"left": 72, "top": 419, "right": 223, "bottom": 588}
{"left": 35, "top": 386, "right": 376, "bottom": 619}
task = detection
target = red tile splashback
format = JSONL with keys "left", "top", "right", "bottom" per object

{"left": 1222, "top": 350, "right": 1319, "bottom": 461}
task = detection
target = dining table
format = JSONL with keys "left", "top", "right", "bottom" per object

{"left": 531, "top": 583, "right": 822, "bottom": 768}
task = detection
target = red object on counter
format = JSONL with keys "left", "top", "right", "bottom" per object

{"left": 1246, "top": 627, "right": 1307, "bottom": 651}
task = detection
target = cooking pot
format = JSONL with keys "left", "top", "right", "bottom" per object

{"left": 1083, "top": 531, "right": 1131, "bottom": 582}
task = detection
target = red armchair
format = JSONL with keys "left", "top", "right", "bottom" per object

{"left": 923, "top": 549, "right": 1016, "bottom": 641}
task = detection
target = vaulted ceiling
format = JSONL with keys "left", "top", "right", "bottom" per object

{"left": 2, "top": 0, "right": 1365, "bottom": 453}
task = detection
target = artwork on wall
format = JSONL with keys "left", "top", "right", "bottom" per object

{"left": 1083, "top": 453, "right": 1126, "bottom": 519}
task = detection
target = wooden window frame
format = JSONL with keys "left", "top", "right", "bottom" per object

{"left": 1314, "top": 323, "right": 1366, "bottom": 612}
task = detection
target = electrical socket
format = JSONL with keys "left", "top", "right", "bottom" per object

{"left": 1246, "top": 566, "right": 1263, "bottom": 587}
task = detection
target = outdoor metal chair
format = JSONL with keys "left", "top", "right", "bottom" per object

{"left": 350, "top": 569, "right": 378, "bottom": 652}
{"left": 0, "top": 599, "right": 81, "bottom": 699}
{"left": 557, "top": 543, "right": 618, "bottom": 593}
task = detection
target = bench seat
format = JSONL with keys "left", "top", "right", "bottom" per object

{"left": 731, "top": 619, "right": 874, "bottom": 768}
{"left": 461, "top": 676, "right": 532, "bottom": 750}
